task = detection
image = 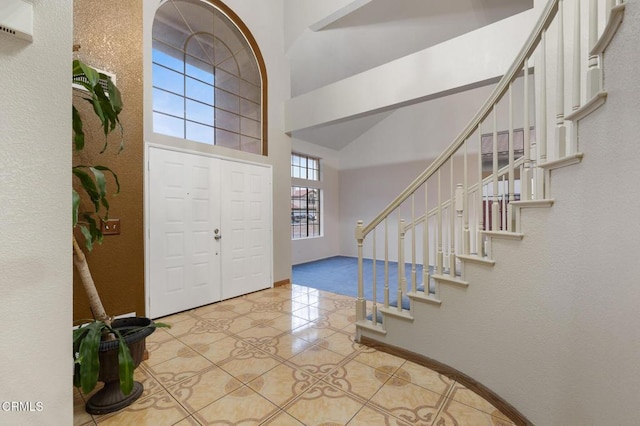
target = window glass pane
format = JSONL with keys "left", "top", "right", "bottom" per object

{"left": 152, "top": 45, "right": 183, "bottom": 73}
{"left": 215, "top": 108, "right": 240, "bottom": 133}
{"left": 240, "top": 98, "right": 259, "bottom": 120}
{"left": 215, "top": 128, "right": 240, "bottom": 150}
{"left": 215, "top": 89, "right": 240, "bottom": 114}
{"left": 154, "top": 112, "right": 184, "bottom": 138}
{"left": 186, "top": 121, "right": 214, "bottom": 145}
{"left": 185, "top": 33, "right": 215, "bottom": 64}
{"left": 153, "top": 3, "right": 190, "bottom": 49}
{"left": 153, "top": 88, "right": 184, "bottom": 118}
{"left": 215, "top": 68, "right": 240, "bottom": 95}
{"left": 186, "top": 55, "right": 214, "bottom": 85}
{"left": 241, "top": 117, "right": 260, "bottom": 139}
{"left": 241, "top": 136, "right": 261, "bottom": 154}
{"left": 217, "top": 55, "right": 240, "bottom": 77}
{"left": 153, "top": 64, "right": 184, "bottom": 95}
{"left": 186, "top": 77, "right": 214, "bottom": 105}
{"left": 241, "top": 80, "right": 260, "bottom": 103}
{"left": 186, "top": 99, "right": 214, "bottom": 126}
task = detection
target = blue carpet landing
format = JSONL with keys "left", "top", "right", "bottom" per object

{"left": 292, "top": 256, "right": 435, "bottom": 311}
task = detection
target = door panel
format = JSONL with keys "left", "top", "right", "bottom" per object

{"left": 148, "top": 147, "right": 221, "bottom": 318}
{"left": 221, "top": 160, "right": 272, "bottom": 299}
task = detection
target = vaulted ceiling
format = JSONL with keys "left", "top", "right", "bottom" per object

{"left": 285, "top": 0, "right": 533, "bottom": 149}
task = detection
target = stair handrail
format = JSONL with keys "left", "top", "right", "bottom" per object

{"left": 359, "top": 0, "right": 559, "bottom": 239}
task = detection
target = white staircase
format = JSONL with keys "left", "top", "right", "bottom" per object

{"left": 353, "top": 0, "right": 629, "bottom": 423}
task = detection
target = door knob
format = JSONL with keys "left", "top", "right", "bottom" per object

{"left": 214, "top": 229, "right": 221, "bottom": 240}
{"left": 214, "top": 234, "right": 222, "bottom": 240}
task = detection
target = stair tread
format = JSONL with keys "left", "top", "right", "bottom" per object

{"left": 431, "top": 274, "right": 470, "bottom": 286}
{"left": 379, "top": 306, "right": 414, "bottom": 320}
{"left": 510, "top": 199, "right": 554, "bottom": 208}
{"left": 456, "top": 254, "right": 496, "bottom": 265}
{"left": 482, "top": 231, "right": 524, "bottom": 240}
{"left": 538, "top": 152, "right": 585, "bottom": 170}
{"left": 407, "top": 291, "right": 442, "bottom": 305}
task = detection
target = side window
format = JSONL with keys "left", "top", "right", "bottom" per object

{"left": 152, "top": 0, "right": 266, "bottom": 154}
{"left": 291, "top": 153, "right": 321, "bottom": 239}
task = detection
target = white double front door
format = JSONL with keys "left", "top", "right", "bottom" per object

{"left": 148, "top": 147, "right": 272, "bottom": 318}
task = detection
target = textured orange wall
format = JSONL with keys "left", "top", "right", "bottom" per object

{"left": 73, "top": 1, "right": 145, "bottom": 320}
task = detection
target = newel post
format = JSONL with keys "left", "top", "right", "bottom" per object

{"left": 355, "top": 220, "right": 366, "bottom": 322}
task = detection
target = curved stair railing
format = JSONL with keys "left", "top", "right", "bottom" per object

{"left": 354, "top": 0, "right": 626, "bottom": 333}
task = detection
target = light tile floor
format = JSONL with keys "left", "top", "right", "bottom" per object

{"left": 74, "top": 284, "right": 515, "bottom": 425}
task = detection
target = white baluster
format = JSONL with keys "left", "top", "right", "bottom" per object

{"left": 477, "top": 128, "right": 484, "bottom": 256}
{"left": 411, "top": 194, "right": 416, "bottom": 293}
{"left": 372, "top": 227, "right": 377, "bottom": 326}
{"left": 384, "top": 217, "right": 389, "bottom": 309}
{"left": 463, "top": 139, "right": 470, "bottom": 255}
{"left": 455, "top": 183, "right": 464, "bottom": 273}
{"left": 572, "top": 0, "right": 581, "bottom": 112}
{"left": 492, "top": 105, "right": 500, "bottom": 231}
{"left": 522, "top": 62, "right": 533, "bottom": 201}
{"left": 537, "top": 30, "right": 548, "bottom": 198}
{"left": 508, "top": 83, "right": 515, "bottom": 231}
{"left": 423, "top": 180, "right": 430, "bottom": 295}
{"left": 437, "top": 169, "right": 443, "bottom": 274}
{"left": 502, "top": 175, "right": 507, "bottom": 231}
{"left": 587, "top": 0, "right": 602, "bottom": 98}
{"left": 398, "top": 218, "right": 406, "bottom": 312}
{"left": 570, "top": 0, "right": 581, "bottom": 154}
{"left": 450, "top": 157, "right": 456, "bottom": 277}
{"left": 556, "top": 0, "right": 567, "bottom": 159}
{"left": 355, "top": 220, "right": 366, "bottom": 322}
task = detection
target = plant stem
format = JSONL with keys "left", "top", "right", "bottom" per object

{"left": 73, "top": 235, "right": 111, "bottom": 327}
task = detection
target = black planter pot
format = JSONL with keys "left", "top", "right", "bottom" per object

{"left": 85, "top": 317, "right": 156, "bottom": 415}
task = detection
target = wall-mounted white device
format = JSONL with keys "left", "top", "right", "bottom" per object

{"left": 0, "top": 0, "right": 34, "bottom": 42}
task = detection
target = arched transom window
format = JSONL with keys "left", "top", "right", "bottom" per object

{"left": 152, "top": 0, "right": 266, "bottom": 154}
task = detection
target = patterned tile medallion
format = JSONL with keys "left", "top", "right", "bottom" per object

{"left": 321, "top": 358, "right": 391, "bottom": 400}
{"left": 284, "top": 381, "right": 365, "bottom": 426}
{"left": 368, "top": 377, "right": 448, "bottom": 426}
{"left": 192, "top": 385, "right": 280, "bottom": 425}
{"left": 166, "top": 365, "right": 241, "bottom": 412}
{"left": 95, "top": 390, "right": 191, "bottom": 425}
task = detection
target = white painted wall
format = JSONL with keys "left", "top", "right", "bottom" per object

{"left": 339, "top": 84, "right": 495, "bottom": 170}
{"left": 0, "top": 1, "right": 72, "bottom": 424}
{"left": 291, "top": 140, "right": 340, "bottom": 265}
{"left": 285, "top": 7, "right": 539, "bottom": 134}
{"left": 359, "top": 2, "right": 640, "bottom": 423}
{"left": 142, "top": 0, "right": 292, "bottom": 285}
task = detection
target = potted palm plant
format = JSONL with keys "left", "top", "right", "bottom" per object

{"left": 71, "top": 59, "right": 164, "bottom": 414}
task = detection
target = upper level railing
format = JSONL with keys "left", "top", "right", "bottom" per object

{"left": 354, "top": 0, "right": 625, "bottom": 327}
